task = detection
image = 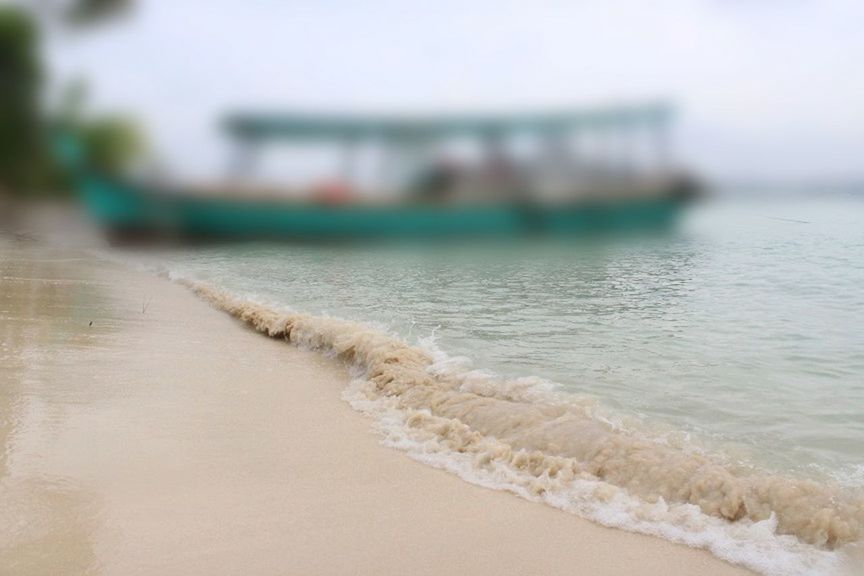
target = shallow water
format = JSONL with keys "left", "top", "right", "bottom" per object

{"left": 0, "top": 235, "right": 761, "bottom": 576}
{"left": 3, "top": 193, "right": 862, "bottom": 574}
{"left": 149, "top": 195, "right": 864, "bottom": 485}
{"left": 97, "top": 194, "right": 864, "bottom": 575}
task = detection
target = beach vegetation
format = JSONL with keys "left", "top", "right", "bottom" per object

{"left": 0, "top": 7, "right": 45, "bottom": 195}
{"left": 0, "top": 3, "right": 142, "bottom": 197}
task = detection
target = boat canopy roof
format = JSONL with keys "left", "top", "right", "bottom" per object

{"left": 223, "top": 103, "right": 673, "bottom": 143}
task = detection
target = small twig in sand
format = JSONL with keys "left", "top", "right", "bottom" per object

{"left": 142, "top": 296, "right": 152, "bottom": 314}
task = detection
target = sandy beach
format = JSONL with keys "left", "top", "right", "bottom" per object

{"left": 0, "top": 236, "right": 753, "bottom": 576}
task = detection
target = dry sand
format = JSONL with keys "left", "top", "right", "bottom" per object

{"left": 0, "top": 236, "right": 753, "bottom": 576}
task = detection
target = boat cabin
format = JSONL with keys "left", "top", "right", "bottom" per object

{"left": 218, "top": 103, "right": 676, "bottom": 205}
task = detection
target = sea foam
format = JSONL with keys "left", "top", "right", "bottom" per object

{"left": 181, "top": 280, "right": 863, "bottom": 576}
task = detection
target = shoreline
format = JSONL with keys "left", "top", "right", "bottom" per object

{"left": 1, "top": 235, "right": 755, "bottom": 575}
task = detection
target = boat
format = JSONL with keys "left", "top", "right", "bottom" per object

{"left": 61, "top": 103, "right": 697, "bottom": 243}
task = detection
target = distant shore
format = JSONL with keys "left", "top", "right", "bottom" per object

{"left": 0, "top": 235, "right": 752, "bottom": 576}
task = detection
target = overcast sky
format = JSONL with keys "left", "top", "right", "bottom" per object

{"left": 45, "top": 0, "right": 864, "bottom": 182}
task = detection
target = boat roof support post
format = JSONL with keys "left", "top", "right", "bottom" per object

{"left": 655, "top": 119, "right": 670, "bottom": 175}
{"left": 228, "top": 138, "right": 260, "bottom": 180}
{"left": 341, "top": 137, "right": 359, "bottom": 185}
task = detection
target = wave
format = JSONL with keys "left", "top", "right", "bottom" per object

{"left": 181, "top": 279, "right": 862, "bottom": 575}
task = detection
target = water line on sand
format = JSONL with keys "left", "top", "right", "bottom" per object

{"left": 178, "top": 279, "right": 863, "bottom": 576}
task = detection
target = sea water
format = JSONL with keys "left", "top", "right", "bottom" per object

{"left": 132, "top": 193, "right": 864, "bottom": 575}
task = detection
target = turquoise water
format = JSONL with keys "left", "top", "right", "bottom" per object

{"left": 149, "top": 195, "right": 864, "bottom": 485}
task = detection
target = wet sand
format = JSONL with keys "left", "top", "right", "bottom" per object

{"left": 0, "top": 237, "right": 752, "bottom": 576}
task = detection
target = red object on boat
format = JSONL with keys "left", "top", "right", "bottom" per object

{"left": 313, "top": 180, "right": 353, "bottom": 204}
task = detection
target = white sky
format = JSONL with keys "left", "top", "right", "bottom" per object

{"left": 45, "top": 0, "right": 864, "bottom": 182}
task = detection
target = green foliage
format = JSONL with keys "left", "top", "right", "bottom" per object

{"left": 52, "top": 79, "right": 146, "bottom": 177}
{"left": 0, "top": 4, "right": 144, "bottom": 196}
{"left": 65, "top": 0, "right": 133, "bottom": 28}
{"left": 79, "top": 116, "right": 144, "bottom": 175}
{"left": 0, "top": 7, "right": 44, "bottom": 194}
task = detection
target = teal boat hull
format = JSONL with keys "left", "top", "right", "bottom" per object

{"left": 79, "top": 177, "right": 686, "bottom": 242}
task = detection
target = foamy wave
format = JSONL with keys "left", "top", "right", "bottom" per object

{"left": 181, "top": 280, "right": 862, "bottom": 576}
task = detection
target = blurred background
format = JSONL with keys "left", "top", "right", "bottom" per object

{"left": 2, "top": 0, "right": 862, "bottom": 200}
